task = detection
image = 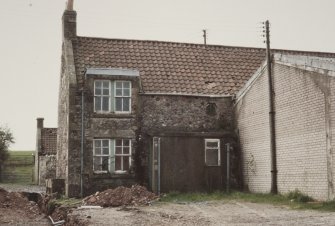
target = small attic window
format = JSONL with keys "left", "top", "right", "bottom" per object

{"left": 206, "top": 102, "right": 217, "bottom": 116}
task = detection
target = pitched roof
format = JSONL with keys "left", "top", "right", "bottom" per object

{"left": 72, "top": 36, "right": 335, "bottom": 95}
{"left": 41, "top": 128, "right": 57, "bottom": 155}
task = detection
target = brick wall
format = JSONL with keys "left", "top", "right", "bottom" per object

{"left": 235, "top": 61, "right": 335, "bottom": 200}
{"left": 234, "top": 67, "right": 272, "bottom": 193}
{"left": 274, "top": 63, "right": 333, "bottom": 200}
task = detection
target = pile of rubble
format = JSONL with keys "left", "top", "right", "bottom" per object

{"left": 0, "top": 187, "right": 43, "bottom": 220}
{"left": 83, "top": 185, "right": 158, "bottom": 207}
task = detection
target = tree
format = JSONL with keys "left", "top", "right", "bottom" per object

{"left": 0, "top": 126, "right": 14, "bottom": 181}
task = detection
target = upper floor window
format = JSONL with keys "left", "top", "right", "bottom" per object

{"left": 115, "top": 81, "right": 131, "bottom": 112}
{"left": 94, "top": 80, "right": 131, "bottom": 113}
{"left": 205, "top": 139, "right": 220, "bottom": 166}
{"left": 94, "top": 81, "right": 110, "bottom": 112}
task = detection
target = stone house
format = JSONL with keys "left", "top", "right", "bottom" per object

{"left": 40, "top": 4, "right": 335, "bottom": 200}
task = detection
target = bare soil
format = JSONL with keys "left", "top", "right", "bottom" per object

{"left": 71, "top": 200, "right": 335, "bottom": 226}
{"left": 83, "top": 185, "right": 158, "bottom": 207}
{"left": 0, "top": 187, "right": 49, "bottom": 225}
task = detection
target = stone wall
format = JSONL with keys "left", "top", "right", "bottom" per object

{"left": 79, "top": 76, "right": 140, "bottom": 196}
{"left": 139, "top": 95, "right": 233, "bottom": 133}
{"left": 56, "top": 9, "right": 78, "bottom": 197}
{"left": 38, "top": 155, "right": 56, "bottom": 186}
{"left": 139, "top": 94, "right": 240, "bottom": 191}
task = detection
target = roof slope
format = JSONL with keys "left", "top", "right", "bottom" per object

{"left": 72, "top": 37, "right": 335, "bottom": 95}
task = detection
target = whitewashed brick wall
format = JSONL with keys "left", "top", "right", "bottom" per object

{"left": 274, "top": 64, "right": 329, "bottom": 200}
{"left": 235, "top": 62, "right": 335, "bottom": 200}
{"left": 235, "top": 68, "right": 271, "bottom": 193}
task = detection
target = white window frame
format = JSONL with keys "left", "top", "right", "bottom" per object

{"left": 94, "top": 80, "right": 111, "bottom": 113}
{"left": 114, "top": 81, "right": 132, "bottom": 113}
{"left": 93, "top": 139, "right": 111, "bottom": 173}
{"left": 93, "top": 138, "right": 132, "bottom": 174}
{"left": 114, "top": 139, "right": 132, "bottom": 174}
{"left": 204, "top": 139, "right": 221, "bottom": 166}
{"left": 93, "top": 80, "right": 131, "bottom": 114}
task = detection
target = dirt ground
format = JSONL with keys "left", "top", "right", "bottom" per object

{"left": 71, "top": 200, "right": 335, "bottom": 226}
{"left": 0, "top": 184, "right": 49, "bottom": 225}
{"left": 1, "top": 183, "right": 335, "bottom": 225}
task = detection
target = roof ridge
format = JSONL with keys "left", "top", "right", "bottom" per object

{"left": 76, "top": 35, "right": 266, "bottom": 51}
{"left": 75, "top": 35, "right": 335, "bottom": 55}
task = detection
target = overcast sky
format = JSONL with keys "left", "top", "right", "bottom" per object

{"left": 1, "top": 0, "right": 335, "bottom": 150}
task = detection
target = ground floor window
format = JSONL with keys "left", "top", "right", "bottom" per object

{"left": 205, "top": 139, "right": 220, "bottom": 166}
{"left": 93, "top": 138, "right": 132, "bottom": 173}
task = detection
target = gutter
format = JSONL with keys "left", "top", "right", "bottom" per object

{"left": 140, "top": 92, "right": 232, "bottom": 98}
{"left": 80, "top": 70, "right": 88, "bottom": 198}
{"left": 80, "top": 89, "right": 84, "bottom": 197}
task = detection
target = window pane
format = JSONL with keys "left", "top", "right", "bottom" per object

{"left": 102, "top": 97, "right": 109, "bottom": 111}
{"left": 115, "top": 147, "right": 122, "bottom": 154}
{"left": 123, "top": 156, "right": 129, "bottom": 170}
{"left": 207, "top": 141, "right": 219, "bottom": 148}
{"left": 102, "top": 140, "right": 109, "bottom": 147}
{"left": 94, "top": 140, "right": 101, "bottom": 148}
{"left": 93, "top": 157, "right": 101, "bottom": 171}
{"left": 123, "top": 98, "right": 130, "bottom": 111}
{"left": 116, "top": 88, "right": 122, "bottom": 96}
{"left": 123, "top": 82, "right": 130, "bottom": 89}
{"left": 102, "top": 81, "right": 109, "bottom": 88}
{"left": 95, "top": 147, "right": 101, "bottom": 155}
{"left": 123, "top": 139, "right": 130, "bottom": 147}
{"left": 95, "top": 88, "right": 101, "bottom": 95}
{"left": 115, "top": 81, "right": 122, "bottom": 88}
{"left": 115, "top": 98, "right": 122, "bottom": 111}
{"left": 123, "top": 147, "right": 130, "bottom": 154}
{"left": 95, "top": 97, "right": 101, "bottom": 111}
{"left": 115, "top": 156, "right": 121, "bottom": 171}
{"left": 206, "top": 149, "right": 219, "bottom": 166}
{"left": 103, "top": 147, "right": 109, "bottom": 155}
{"left": 102, "top": 157, "right": 109, "bottom": 171}
{"left": 123, "top": 88, "right": 130, "bottom": 96}
{"left": 95, "top": 81, "right": 102, "bottom": 88}
{"left": 116, "top": 139, "right": 122, "bottom": 146}
{"left": 102, "top": 88, "right": 109, "bottom": 95}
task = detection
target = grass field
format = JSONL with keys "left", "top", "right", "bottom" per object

{"left": 1, "top": 150, "right": 35, "bottom": 184}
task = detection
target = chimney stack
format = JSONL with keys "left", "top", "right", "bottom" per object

{"left": 37, "top": 118, "right": 44, "bottom": 129}
{"left": 62, "top": 0, "right": 77, "bottom": 40}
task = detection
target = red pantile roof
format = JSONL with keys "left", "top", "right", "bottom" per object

{"left": 41, "top": 128, "right": 57, "bottom": 155}
{"left": 72, "top": 37, "right": 335, "bottom": 95}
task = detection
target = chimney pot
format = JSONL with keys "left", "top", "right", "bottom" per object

{"left": 67, "top": 0, "right": 74, "bottom": 11}
{"left": 37, "top": 118, "right": 44, "bottom": 129}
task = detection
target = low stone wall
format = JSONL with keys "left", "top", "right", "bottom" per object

{"left": 38, "top": 155, "right": 56, "bottom": 186}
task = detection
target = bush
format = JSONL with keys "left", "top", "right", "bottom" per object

{"left": 286, "top": 189, "right": 313, "bottom": 203}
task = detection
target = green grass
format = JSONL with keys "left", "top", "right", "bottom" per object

{"left": 55, "top": 197, "right": 83, "bottom": 206}
{"left": 160, "top": 190, "right": 335, "bottom": 212}
{"left": 1, "top": 151, "right": 35, "bottom": 184}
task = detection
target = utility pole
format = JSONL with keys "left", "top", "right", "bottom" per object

{"left": 203, "top": 29, "right": 207, "bottom": 45}
{"left": 264, "top": 20, "right": 277, "bottom": 194}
